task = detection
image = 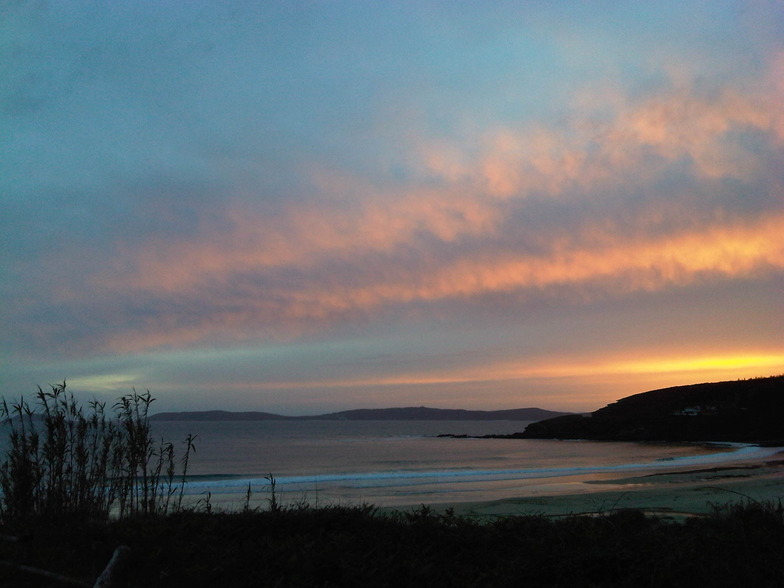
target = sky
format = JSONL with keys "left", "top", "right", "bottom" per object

{"left": 1, "top": 1, "right": 783, "bottom": 415}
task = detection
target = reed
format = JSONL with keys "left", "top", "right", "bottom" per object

{"left": 0, "top": 382, "right": 194, "bottom": 523}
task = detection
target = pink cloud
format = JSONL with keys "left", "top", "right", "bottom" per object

{"left": 76, "top": 64, "right": 784, "bottom": 354}
{"left": 93, "top": 209, "right": 784, "bottom": 355}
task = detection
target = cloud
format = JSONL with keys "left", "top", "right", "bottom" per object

{"left": 26, "top": 65, "right": 771, "bottom": 355}
{"left": 2, "top": 1, "right": 782, "bottom": 417}
{"left": 41, "top": 201, "right": 778, "bottom": 357}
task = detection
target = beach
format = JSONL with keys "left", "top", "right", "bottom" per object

{"left": 191, "top": 443, "right": 784, "bottom": 520}
{"left": 431, "top": 455, "right": 784, "bottom": 520}
{"left": 141, "top": 419, "right": 784, "bottom": 516}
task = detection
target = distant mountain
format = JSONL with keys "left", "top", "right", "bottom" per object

{"left": 517, "top": 375, "right": 784, "bottom": 444}
{"left": 150, "top": 410, "right": 292, "bottom": 422}
{"left": 150, "top": 406, "right": 570, "bottom": 422}
{"left": 315, "top": 407, "right": 569, "bottom": 421}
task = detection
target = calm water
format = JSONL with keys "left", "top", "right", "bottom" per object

{"left": 1, "top": 419, "right": 775, "bottom": 509}
{"left": 145, "top": 420, "right": 778, "bottom": 508}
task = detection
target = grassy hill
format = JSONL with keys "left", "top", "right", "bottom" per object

{"left": 519, "top": 375, "right": 784, "bottom": 443}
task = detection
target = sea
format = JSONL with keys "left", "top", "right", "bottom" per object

{"left": 144, "top": 420, "right": 780, "bottom": 510}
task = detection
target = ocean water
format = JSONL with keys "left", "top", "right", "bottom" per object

{"left": 145, "top": 420, "right": 780, "bottom": 509}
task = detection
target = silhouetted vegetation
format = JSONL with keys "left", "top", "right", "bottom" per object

{"left": 1, "top": 500, "right": 783, "bottom": 586}
{"left": 0, "top": 382, "right": 195, "bottom": 524}
{"left": 520, "top": 375, "right": 784, "bottom": 443}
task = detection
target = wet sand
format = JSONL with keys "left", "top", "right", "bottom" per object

{"left": 428, "top": 457, "right": 784, "bottom": 520}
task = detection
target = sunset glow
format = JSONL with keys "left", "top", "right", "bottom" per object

{"left": 612, "top": 354, "right": 784, "bottom": 376}
{"left": 2, "top": 2, "right": 782, "bottom": 414}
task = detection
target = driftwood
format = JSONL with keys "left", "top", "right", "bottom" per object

{"left": 0, "top": 544, "right": 130, "bottom": 587}
{"left": 93, "top": 545, "right": 132, "bottom": 588}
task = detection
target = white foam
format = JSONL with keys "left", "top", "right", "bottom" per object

{"left": 178, "top": 442, "right": 781, "bottom": 496}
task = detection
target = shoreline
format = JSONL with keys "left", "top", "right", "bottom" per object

{"left": 421, "top": 456, "right": 784, "bottom": 520}
{"left": 189, "top": 446, "right": 784, "bottom": 519}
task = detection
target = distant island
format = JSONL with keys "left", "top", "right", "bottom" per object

{"left": 150, "top": 406, "right": 570, "bottom": 422}
{"left": 516, "top": 375, "right": 784, "bottom": 444}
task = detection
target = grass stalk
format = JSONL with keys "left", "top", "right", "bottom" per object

{"left": 0, "top": 382, "right": 195, "bottom": 524}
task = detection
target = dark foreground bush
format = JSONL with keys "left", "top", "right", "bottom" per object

{"left": 1, "top": 501, "right": 783, "bottom": 587}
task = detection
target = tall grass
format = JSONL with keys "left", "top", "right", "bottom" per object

{"left": 0, "top": 382, "right": 194, "bottom": 523}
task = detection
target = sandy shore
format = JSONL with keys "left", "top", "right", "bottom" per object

{"left": 191, "top": 448, "right": 784, "bottom": 519}
{"left": 423, "top": 456, "right": 784, "bottom": 520}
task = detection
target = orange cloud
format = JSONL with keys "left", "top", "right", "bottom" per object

{"left": 101, "top": 66, "right": 782, "bottom": 293}
{"left": 97, "top": 210, "right": 784, "bottom": 354}
{"left": 419, "top": 62, "right": 783, "bottom": 203}
{"left": 86, "top": 65, "right": 783, "bottom": 354}
{"left": 272, "top": 212, "right": 784, "bottom": 309}
{"left": 100, "top": 181, "right": 501, "bottom": 295}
